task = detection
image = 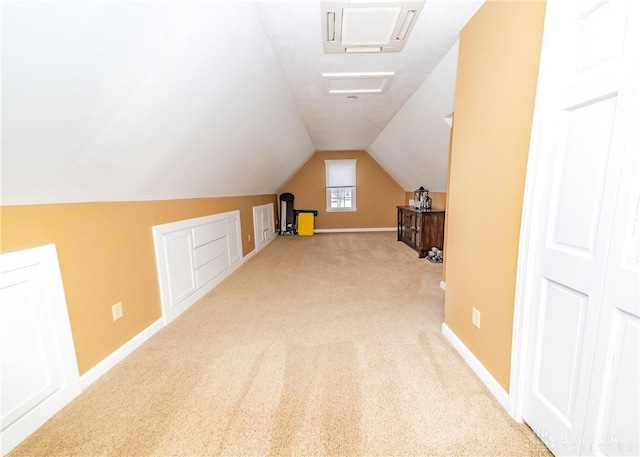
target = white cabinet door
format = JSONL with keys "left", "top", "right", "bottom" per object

{"left": 227, "top": 215, "right": 241, "bottom": 265}
{"left": 253, "top": 203, "right": 275, "bottom": 252}
{"left": 153, "top": 211, "right": 243, "bottom": 325}
{"left": 1, "top": 245, "right": 81, "bottom": 455}
{"left": 523, "top": 0, "right": 639, "bottom": 455}
{"left": 163, "top": 229, "right": 196, "bottom": 308}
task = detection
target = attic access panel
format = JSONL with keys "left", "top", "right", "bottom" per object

{"left": 322, "top": 1, "right": 425, "bottom": 53}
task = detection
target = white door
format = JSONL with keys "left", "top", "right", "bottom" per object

{"left": 578, "top": 12, "right": 640, "bottom": 453}
{"left": 1, "top": 245, "right": 81, "bottom": 455}
{"left": 580, "top": 119, "right": 640, "bottom": 456}
{"left": 522, "top": 0, "right": 639, "bottom": 455}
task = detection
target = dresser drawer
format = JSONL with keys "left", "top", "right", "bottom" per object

{"left": 195, "top": 254, "right": 228, "bottom": 288}
{"left": 192, "top": 220, "right": 227, "bottom": 247}
{"left": 193, "top": 237, "right": 227, "bottom": 269}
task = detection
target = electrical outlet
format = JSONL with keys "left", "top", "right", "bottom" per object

{"left": 112, "top": 302, "right": 123, "bottom": 321}
{"left": 472, "top": 308, "right": 481, "bottom": 329}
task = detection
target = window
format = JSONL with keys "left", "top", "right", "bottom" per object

{"left": 325, "top": 159, "right": 356, "bottom": 212}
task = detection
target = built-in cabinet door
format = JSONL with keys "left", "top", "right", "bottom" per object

{"left": 260, "top": 210, "right": 269, "bottom": 242}
{"left": 153, "top": 211, "right": 243, "bottom": 326}
{"left": 163, "top": 229, "right": 196, "bottom": 307}
{"left": 1, "top": 245, "right": 81, "bottom": 455}
{"left": 227, "top": 216, "right": 241, "bottom": 265}
{"left": 253, "top": 203, "right": 275, "bottom": 253}
{"left": 523, "top": 0, "right": 639, "bottom": 455}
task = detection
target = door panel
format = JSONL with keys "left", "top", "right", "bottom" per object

{"left": 164, "top": 229, "right": 196, "bottom": 306}
{"left": 0, "top": 245, "right": 81, "bottom": 455}
{"left": 1, "top": 268, "right": 61, "bottom": 429}
{"left": 193, "top": 237, "right": 227, "bottom": 269}
{"left": 227, "top": 217, "right": 241, "bottom": 265}
{"left": 533, "top": 280, "right": 588, "bottom": 425}
{"left": 552, "top": 96, "right": 616, "bottom": 253}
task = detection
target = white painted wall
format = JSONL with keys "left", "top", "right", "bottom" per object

{"left": 368, "top": 41, "right": 460, "bottom": 192}
{"left": 1, "top": 2, "right": 314, "bottom": 205}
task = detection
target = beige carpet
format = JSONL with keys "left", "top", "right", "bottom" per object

{"left": 10, "top": 232, "right": 550, "bottom": 456}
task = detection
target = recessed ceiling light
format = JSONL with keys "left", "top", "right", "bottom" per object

{"left": 322, "top": 71, "right": 395, "bottom": 95}
{"left": 345, "top": 47, "right": 383, "bottom": 53}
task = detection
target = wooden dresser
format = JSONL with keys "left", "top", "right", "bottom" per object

{"left": 397, "top": 206, "right": 446, "bottom": 258}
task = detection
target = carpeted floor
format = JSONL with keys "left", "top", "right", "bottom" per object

{"left": 10, "top": 232, "right": 551, "bottom": 456}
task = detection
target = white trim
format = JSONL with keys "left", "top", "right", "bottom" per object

{"left": 80, "top": 318, "right": 163, "bottom": 390}
{"left": 440, "top": 280, "right": 446, "bottom": 291}
{"left": 325, "top": 206, "right": 357, "bottom": 212}
{"left": 508, "top": 0, "right": 562, "bottom": 423}
{"left": 261, "top": 235, "right": 276, "bottom": 250}
{"left": 80, "top": 240, "right": 262, "bottom": 391}
{"left": 314, "top": 227, "right": 396, "bottom": 233}
{"left": 243, "top": 248, "right": 257, "bottom": 262}
{"left": 442, "top": 323, "right": 509, "bottom": 412}
{"left": 508, "top": 92, "right": 548, "bottom": 422}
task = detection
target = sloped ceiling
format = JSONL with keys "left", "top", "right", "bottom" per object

{"left": 369, "top": 41, "right": 459, "bottom": 192}
{"left": 1, "top": 1, "right": 483, "bottom": 205}
{"left": 1, "top": 2, "right": 314, "bottom": 205}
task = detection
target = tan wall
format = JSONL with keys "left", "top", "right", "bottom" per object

{"left": 403, "top": 191, "right": 446, "bottom": 210}
{"left": 443, "top": 1, "right": 545, "bottom": 391}
{"left": 279, "top": 150, "right": 404, "bottom": 229}
{"left": 0, "top": 194, "right": 277, "bottom": 374}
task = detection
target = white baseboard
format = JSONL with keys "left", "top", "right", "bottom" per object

{"left": 440, "top": 280, "right": 446, "bottom": 291}
{"left": 441, "top": 323, "right": 509, "bottom": 412}
{"left": 314, "top": 227, "right": 396, "bottom": 233}
{"left": 80, "top": 318, "right": 164, "bottom": 390}
{"left": 255, "top": 233, "right": 277, "bottom": 252}
{"left": 243, "top": 248, "right": 257, "bottom": 262}
{"left": 80, "top": 243, "right": 260, "bottom": 391}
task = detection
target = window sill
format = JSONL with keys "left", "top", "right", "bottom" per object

{"left": 326, "top": 208, "right": 357, "bottom": 212}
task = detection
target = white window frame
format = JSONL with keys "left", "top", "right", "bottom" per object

{"left": 325, "top": 159, "right": 357, "bottom": 212}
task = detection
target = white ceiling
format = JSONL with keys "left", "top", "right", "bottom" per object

{"left": 256, "top": 0, "right": 483, "bottom": 151}
{"left": 1, "top": 0, "right": 483, "bottom": 205}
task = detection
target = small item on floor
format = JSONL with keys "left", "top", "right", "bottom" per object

{"left": 279, "top": 193, "right": 296, "bottom": 235}
{"left": 427, "top": 246, "right": 444, "bottom": 263}
{"left": 295, "top": 210, "right": 318, "bottom": 236}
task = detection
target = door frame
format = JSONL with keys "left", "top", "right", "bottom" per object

{"left": 507, "top": 0, "right": 560, "bottom": 422}
{"left": 507, "top": 0, "right": 570, "bottom": 422}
